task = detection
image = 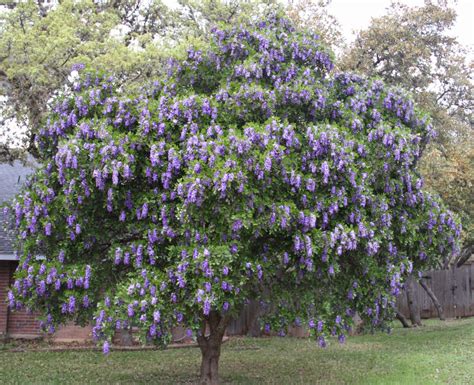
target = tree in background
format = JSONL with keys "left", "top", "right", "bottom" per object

{"left": 420, "top": 136, "right": 473, "bottom": 267}
{"left": 340, "top": 2, "right": 472, "bottom": 132}
{"left": 0, "top": 0, "right": 169, "bottom": 159}
{"left": 7, "top": 14, "right": 460, "bottom": 384}
{"left": 285, "top": 0, "right": 343, "bottom": 48}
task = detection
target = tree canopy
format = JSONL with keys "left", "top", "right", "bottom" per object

{"left": 0, "top": 0, "right": 348, "bottom": 163}
{"left": 6, "top": 13, "right": 461, "bottom": 384}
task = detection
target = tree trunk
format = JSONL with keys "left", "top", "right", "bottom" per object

{"left": 395, "top": 308, "right": 411, "bottom": 328}
{"left": 406, "top": 275, "right": 422, "bottom": 326}
{"left": 419, "top": 278, "right": 445, "bottom": 320}
{"left": 455, "top": 241, "right": 474, "bottom": 267}
{"left": 197, "top": 311, "right": 229, "bottom": 385}
{"left": 199, "top": 340, "right": 221, "bottom": 385}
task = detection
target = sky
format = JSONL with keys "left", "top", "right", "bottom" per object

{"left": 327, "top": 0, "right": 473, "bottom": 50}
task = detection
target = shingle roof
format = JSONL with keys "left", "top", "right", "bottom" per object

{"left": 0, "top": 161, "right": 35, "bottom": 256}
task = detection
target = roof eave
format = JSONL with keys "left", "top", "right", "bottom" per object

{"left": 0, "top": 254, "right": 18, "bottom": 261}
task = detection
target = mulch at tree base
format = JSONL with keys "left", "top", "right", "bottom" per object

{"left": 0, "top": 336, "right": 230, "bottom": 353}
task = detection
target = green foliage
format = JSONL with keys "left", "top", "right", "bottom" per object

{"left": 7, "top": 14, "right": 460, "bottom": 358}
{"left": 0, "top": 1, "right": 175, "bottom": 158}
{"left": 340, "top": 1, "right": 473, "bottom": 262}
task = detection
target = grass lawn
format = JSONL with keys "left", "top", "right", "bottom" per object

{"left": 0, "top": 318, "right": 472, "bottom": 385}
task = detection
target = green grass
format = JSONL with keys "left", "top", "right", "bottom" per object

{"left": 0, "top": 318, "right": 473, "bottom": 385}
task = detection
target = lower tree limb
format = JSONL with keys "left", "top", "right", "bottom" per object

{"left": 419, "top": 278, "right": 445, "bottom": 320}
{"left": 395, "top": 308, "right": 411, "bottom": 328}
{"left": 455, "top": 241, "right": 474, "bottom": 267}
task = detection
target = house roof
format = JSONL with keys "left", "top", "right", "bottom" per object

{"left": 0, "top": 161, "right": 35, "bottom": 259}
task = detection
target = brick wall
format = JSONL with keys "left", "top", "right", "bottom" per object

{"left": 51, "top": 323, "right": 93, "bottom": 342}
{"left": 2, "top": 260, "right": 41, "bottom": 338}
{"left": 0, "top": 260, "right": 91, "bottom": 341}
{"left": 0, "top": 261, "right": 10, "bottom": 337}
{"left": 7, "top": 309, "right": 41, "bottom": 337}
{"left": 0, "top": 261, "right": 187, "bottom": 343}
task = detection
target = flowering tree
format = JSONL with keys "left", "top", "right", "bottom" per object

{"left": 7, "top": 15, "right": 460, "bottom": 385}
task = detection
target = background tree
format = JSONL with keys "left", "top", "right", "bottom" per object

{"left": 0, "top": 0, "right": 174, "bottom": 160}
{"left": 419, "top": 135, "right": 473, "bottom": 267}
{"left": 7, "top": 14, "right": 460, "bottom": 384}
{"left": 340, "top": 1, "right": 472, "bottom": 134}
{"left": 285, "top": 0, "right": 343, "bottom": 48}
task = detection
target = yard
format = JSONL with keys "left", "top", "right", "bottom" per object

{"left": 0, "top": 318, "right": 472, "bottom": 385}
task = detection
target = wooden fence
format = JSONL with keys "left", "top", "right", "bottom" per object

{"left": 397, "top": 264, "right": 474, "bottom": 319}
{"left": 227, "top": 300, "right": 310, "bottom": 337}
{"left": 227, "top": 264, "right": 474, "bottom": 336}
{"left": 227, "top": 300, "right": 262, "bottom": 336}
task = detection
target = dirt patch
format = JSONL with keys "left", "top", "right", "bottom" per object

{"left": 0, "top": 336, "right": 231, "bottom": 353}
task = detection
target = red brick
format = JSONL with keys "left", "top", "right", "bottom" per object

{"left": 0, "top": 261, "right": 11, "bottom": 337}
{"left": 0, "top": 261, "right": 184, "bottom": 344}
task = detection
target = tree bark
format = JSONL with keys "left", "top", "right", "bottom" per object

{"left": 455, "top": 241, "right": 474, "bottom": 267}
{"left": 395, "top": 308, "right": 411, "bottom": 328}
{"left": 406, "top": 275, "right": 422, "bottom": 326}
{"left": 197, "top": 311, "right": 229, "bottom": 385}
{"left": 199, "top": 341, "right": 221, "bottom": 385}
{"left": 419, "top": 278, "right": 445, "bottom": 320}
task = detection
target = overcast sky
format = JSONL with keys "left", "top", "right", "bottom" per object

{"left": 327, "top": 0, "right": 473, "bottom": 50}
